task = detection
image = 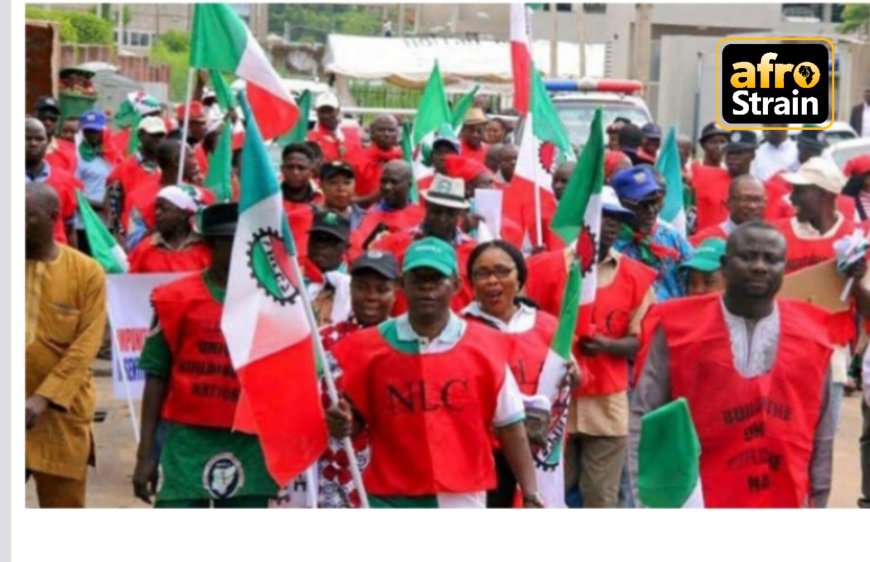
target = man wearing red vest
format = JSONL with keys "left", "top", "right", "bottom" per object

{"left": 306, "top": 92, "right": 363, "bottom": 162}
{"left": 692, "top": 130, "right": 758, "bottom": 231}
{"left": 176, "top": 101, "right": 210, "bottom": 178}
{"left": 349, "top": 114, "right": 403, "bottom": 207}
{"left": 350, "top": 160, "right": 424, "bottom": 260}
{"left": 133, "top": 203, "right": 278, "bottom": 507}
{"left": 564, "top": 188, "right": 656, "bottom": 508}
{"left": 370, "top": 174, "right": 477, "bottom": 313}
{"left": 459, "top": 107, "right": 490, "bottom": 165}
{"left": 280, "top": 142, "right": 324, "bottom": 260}
{"left": 774, "top": 157, "right": 870, "bottom": 427}
{"left": 104, "top": 116, "right": 166, "bottom": 235}
{"left": 631, "top": 221, "right": 836, "bottom": 507}
{"left": 690, "top": 174, "right": 767, "bottom": 246}
{"left": 326, "top": 237, "right": 543, "bottom": 508}
{"left": 25, "top": 118, "right": 79, "bottom": 246}
{"left": 35, "top": 96, "right": 78, "bottom": 174}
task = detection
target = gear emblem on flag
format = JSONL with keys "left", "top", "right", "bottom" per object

{"left": 538, "top": 141, "right": 558, "bottom": 174}
{"left": 247, "top": 227, "right": 302, "bottom": 306}
{"left": 576, "top": 225, "right": 598, "bottom": 275}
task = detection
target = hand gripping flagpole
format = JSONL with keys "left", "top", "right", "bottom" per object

{"left": 285, "top": 254, "right": 370, "bottom": 508}
{"left": 176, "top": 68, "right": 196, "bottom": 186}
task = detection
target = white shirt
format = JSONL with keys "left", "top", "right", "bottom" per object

{"left": 863, "top": 104, "right": 870, "bottom": 138}
{"left": 751, "top": 138, "right": 799, "bottom": 181}
{"left": 720, "top": 299, "right": 780, "bottom": 376}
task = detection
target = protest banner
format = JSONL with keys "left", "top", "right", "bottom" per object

{"left": 107, "top": 274, "right": 185, "bottom": 402}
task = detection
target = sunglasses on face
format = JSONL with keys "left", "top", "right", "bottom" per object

{"left": 471, "top": 266, "right": 516, "bottom": 282}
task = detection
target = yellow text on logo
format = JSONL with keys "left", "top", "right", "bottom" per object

{"left": 730, "top": 52, "right": 820, "bottom": 89}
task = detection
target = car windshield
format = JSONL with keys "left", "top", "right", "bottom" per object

{"left": 554, "top": 102, "right": 651, "bottom": 147}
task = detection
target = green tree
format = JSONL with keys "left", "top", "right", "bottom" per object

{"left": 151, "top": 31, "right": 191, "bottom": 101}
{"left": 839, "top": 4, "right": 870, "bottom": 35}
{"left": 65, "top": 11, "right": 113, "bottom": 44}
{"left": 25, "top": 6, "right": 78, "bottom": 43}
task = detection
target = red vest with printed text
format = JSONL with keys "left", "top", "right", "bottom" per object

{"left": 332, "top": 321, "right": 510, "bottom": 496}
{"left": 152, "top": 274, "right": 239, "bottom": 429}
{"left": 579, "top": 257, "right": 657, "bottom": 396}
{"left": 464, "top": 309, "right": 557, "bottom": 396}
{"left": 660, "top": 294, "right": 831, "bottom": 507}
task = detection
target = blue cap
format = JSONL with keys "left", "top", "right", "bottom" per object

{"left": 641, "top": 123, "right": 662, "bottom": 139}
{"left": 611, "top": 165, "right": 662, "bottom": 202}
{"left": 80, "top": 110, "right": 107, "bottom": 132}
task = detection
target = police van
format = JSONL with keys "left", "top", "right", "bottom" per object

{"left": 546, "top": 78, "right": 652, "bottom": 149}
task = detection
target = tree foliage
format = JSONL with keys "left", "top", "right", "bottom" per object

{"left": 151, "top": 31, "right": 191, "bottom": 101}
{"left": 25, "top": 6, "right": 113, "bottom": 45}
{"left": 267, "top": 5, "right": 382, "bottom": 40}
{"left": 839, "top": 4, "right": 870, "bottom": 34}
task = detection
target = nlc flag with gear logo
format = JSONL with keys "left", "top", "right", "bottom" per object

{"left": 506, "top": 65, "right": 574, "bottom": 250}
{"left": 531, "top": 108, "right": 605, "bottom": 506}
{"left": 221, "top": 92, "right": 326, "bottom": 487}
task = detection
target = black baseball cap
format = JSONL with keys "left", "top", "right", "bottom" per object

{"left": 319, "top": 160, "right": 355, "bottom": 181}
{"left": 36, "top": 96, "right": 61, "bottom": 115}
{"left": 309, "top": 210, "right": 350, "bottom": 243}
{"left": 699, "top": 121, "right": 728, "bottom": 144}
{"left": 724, "top": 130, "right": 758, "bottom": 152}
{"left": 796, "top": 128, "right": 829, "bottom": 152}
{"left": 200, "top": 202, "right": 239, "bottom": 237}
{"left": 350, "top": 250, "right": 399, "bottom": 280}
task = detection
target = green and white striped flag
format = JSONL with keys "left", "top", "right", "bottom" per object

{"left": 412, "top": 61, "right": 453, "bottom": 187}
{"left": 449, "top": 84, "right": 480, "bottom": 131}
{"left": 204, "top": 120, "right": 234, "bottom": 202}
{"left": 657, "top": 126, "right": 687, "bottom": 236}
{"left": 638, "top": 398, "right": 704, "bottom": 508}
{"left": 75, "top": 191, "right": 128, "bottom": 273}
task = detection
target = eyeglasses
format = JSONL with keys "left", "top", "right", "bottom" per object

{"left": 471, "top": 266, "right": 516, "bottom": 281}
{"left": 623, "top": 195, "right": 663, "bottom": 211}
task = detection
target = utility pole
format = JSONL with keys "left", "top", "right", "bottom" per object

{"left": 576, "top": 3, "right": 587, "bottom": 77}
{"left": 550, "top": 3, "right": 559, "bottom": 77}
{"left": 631, "top": 3, "right": 653, "bottom": 85}
{"left": 116, "top": 5, "right": 124, "bottom": 53}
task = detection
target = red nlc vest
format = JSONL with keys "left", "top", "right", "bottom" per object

{"left": 659, "top": 294, "right": 831, "bottom": 507}
{"left": 578, "top": 257, "right": 657, "bottom": 397}
{"left": 774, "top": 216, "right": 857, "bottom": 346}
{"left": 464, "top": 309, "right": 558, "bottom": 396}
{"left": 331, "top": 321, "right": 511, "bottom": 497}
{"left": 152, "top": 274, "right": 239, "bottom": 429}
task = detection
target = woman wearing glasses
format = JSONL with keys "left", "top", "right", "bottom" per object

{"left": 462, "top": 240, "right": 577, "bottom": 508}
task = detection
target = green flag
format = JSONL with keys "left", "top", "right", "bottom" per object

{"left": 638, "top": 398, "right": 704, "bottom": 508}
{"left": 276, "top": 90, "right": 312, "bottom": 147}
{"left": 449, "top": 84, "right": 481, "bottom": 130}
{"left": 75, "top": 191, "right": 128, "bottom": 273}
{"left": 209, "top": 69, "right": 237, "bottom": 111}
{"left": 401, "top": 121, "right": 419, "bottom": 204}
{"left": 656, "top": 126, "right": 687, "bottom": 236}
{"left": 204, "top": 120, "right": 234, "bottom": 202}
{"left": 412, "top": 61, "right": 452, "bottom": 146}
{"left": 530, "top": 68, "right": 572, "bottom": 155}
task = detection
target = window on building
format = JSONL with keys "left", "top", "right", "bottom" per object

{"left": 782, "top": 4, "right": 822, "bottom": 20}
{"left": 541, "top": 4, "right": 573, "bottom": 12}
{"left": 584, "top": 4, "right": 607, "bottom": 14}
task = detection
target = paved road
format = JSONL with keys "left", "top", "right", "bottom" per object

{"left": 26, "top": 372, "right": 868, "bottom": 508}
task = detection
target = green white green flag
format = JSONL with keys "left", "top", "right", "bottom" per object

{"left": 75, "top": 191, "right": 128, "bottom": 273}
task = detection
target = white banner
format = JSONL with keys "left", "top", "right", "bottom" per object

{"left": 107, "top": 273, "right": 185, "bottom": 400}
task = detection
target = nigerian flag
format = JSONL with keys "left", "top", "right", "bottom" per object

{"left": 531, "top": 108, "right": 605, "bottom": 507}
{"left": 657, "top": 126, "right": 687, "bottom": 236}
{"left": 449, "top": 84, "right": 480, "bottom": 131}
{"left": 411, "top": 61, "right": 452, "bottom": 188}
{"left": 220, "top": 91, "right": 326, "bottom": 486}
{"left": 204, "top": 120, "right": 234, "bottom": 202}
{"left": 75, "top": 191, "right": 128, "bottom": 273}
{"left": 638, "top": 398, "right": 704, "bottom": 508}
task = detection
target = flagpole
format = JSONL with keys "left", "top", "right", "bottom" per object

{"left": 176, "top": 68, "right": 196, "bottom": 186}
{"left": 286, "top": 254, "right": 371, "bottom": 509}
{"left": 534, "top": 169, "right": 544, "bottom": 247}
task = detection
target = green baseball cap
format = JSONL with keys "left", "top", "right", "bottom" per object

{"left": 680, "top": 237, "right": 726, "bottom": 273}
{"left": 402, "top": 237, "right": 458, "bottom": 277}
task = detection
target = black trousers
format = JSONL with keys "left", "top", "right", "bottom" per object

{"left": 486, "top": 451, "right": 517, "bottom": 508}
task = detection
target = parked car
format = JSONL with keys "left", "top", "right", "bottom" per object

{"left": 824, "top": 137, "right": 870, "bottom": 169}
